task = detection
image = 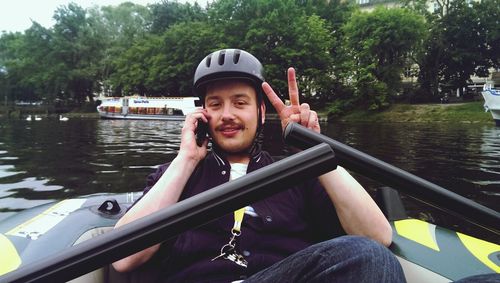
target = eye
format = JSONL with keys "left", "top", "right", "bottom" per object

{"left": 235, "top": 100, "right": 248, "bottom": 107}
{"left": 207, "top": 100, "right": 221, "bottom": 108}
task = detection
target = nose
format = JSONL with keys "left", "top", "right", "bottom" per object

{"left": 221, "top": 104, "right": 235, "bottom": 121}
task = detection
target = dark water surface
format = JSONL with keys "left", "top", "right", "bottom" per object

{"left": 0, "top": 118, "right": 498, "bottom": 241}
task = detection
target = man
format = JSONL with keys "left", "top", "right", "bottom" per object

{"left": 113, "top": 49, "right": 405, "bottom": 282}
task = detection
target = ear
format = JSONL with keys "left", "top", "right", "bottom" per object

{"left": 260, "top": 102, "right": 266, "bottom": 124}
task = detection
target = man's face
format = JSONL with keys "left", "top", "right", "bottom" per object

{"left": 205, "top": 80, "right": 263, "bottom": 154}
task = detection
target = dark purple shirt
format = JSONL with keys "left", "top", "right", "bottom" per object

{"left": 139, "top": 150, "right": 344, "bottom": 283}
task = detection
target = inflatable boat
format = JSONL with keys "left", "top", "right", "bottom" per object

{"left": 0, "top": 190, "right": 497, "bottom": 282}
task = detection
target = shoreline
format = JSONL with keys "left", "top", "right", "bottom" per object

{"left": 1, "top": 101, "right": 494, "bottom": 125}
{"left": 334, "top": 101, "right": 492, "bottom": 124}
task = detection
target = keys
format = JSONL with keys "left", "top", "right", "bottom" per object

{"left": 225, "top": 250, "right": 248, "bottom": 268}
{"left": 212, "top": 243, "right": 248, "bottom": 268}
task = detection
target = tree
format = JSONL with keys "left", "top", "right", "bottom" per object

{"left": 108, "top": 34, "right": 160, "bottom": 96}
{"left": 110, "top": 21, "right": 220, "bottom": 97}
{"left": 439, "top": 1, "right": 491, "bottom": 96}
{"left": 0, "top": 26, "right": 54, "bottom": 103}
{"left": 477, "top": 0, "right": 500, "bottom": 70}
{"left": 0, "top": 32, "right": 31, "bottom": 103}
{"left": 51, "top": 3, "right": 107, "bottom": 104}
{"left": 149, "top": 0, "right": 206, "bottom": 34}
{"left": 342, "top": 7, "right": 426, "bottom": 110}
{"left": 149, "top": 21, "right": 221, "bottom": 96}
{"left": 210, "top": 0, "right": 334, "bottom": 103}
{"left": 403, "top": 0, "right": 499, "bottom": 101}
{"left": 88, "top": 2, "right": 152, "bottom": 96}
{"left": 401, "top": 0, "right": 451, "bottom": 101}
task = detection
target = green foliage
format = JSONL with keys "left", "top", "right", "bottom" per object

{"left": 478, "top": 0, "right": 500, "bottom": 69}
{"left": 339, "top": 101, "right": 491, "bottom": 123}
{"left": 150, "top": 0, "right": 206, "bottom": 34}
{"left": 404, "top": 0, "right": 500, "bottom": 100}
{"left": 439, "top": 0, "right": 496, "bottom": 93}
{"left": 342, "top": 7, "right": 426, "bottom": 110}
{"left": 242, "top": 1, "right": 334, "bottom": 101}
{"left": 0, "top": 0, "right": 497, "bottom": 113}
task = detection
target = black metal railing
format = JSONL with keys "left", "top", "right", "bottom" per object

{"left": 284, "top": 122, "right": 500, "bottom": 234}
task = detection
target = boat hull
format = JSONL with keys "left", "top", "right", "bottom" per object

{"left": 96, "top": 96, "right": 201, "bottom": 121}
{"left": 391, "top": 219, "right": 499, "bottom": 282}
{"left": 0, "top": 193, "right": 498, "bottom": 281}
{"left": 0, "top": 193, "right": 140, "bottom": 277}
{"left": 481, "top": 89, "right": 500, "bottom": 126}
{"left": 98, "top": 112, "right": 186, "bottom": 121}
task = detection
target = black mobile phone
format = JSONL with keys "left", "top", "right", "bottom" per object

{"left": 196, "top": 119, "right": 208, "bottom": 147}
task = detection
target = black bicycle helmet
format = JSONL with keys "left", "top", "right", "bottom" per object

{"left": 193, "top": 49, "right": 265, "bottom": 100}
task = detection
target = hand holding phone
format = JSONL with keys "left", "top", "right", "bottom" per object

{"left": 196, "top": 119, "right": 208, "bottom": 147}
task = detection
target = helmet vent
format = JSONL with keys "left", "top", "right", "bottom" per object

{"left": 218, "top": 50, "right": 226, "bottom": 65}
{"left": 205, "top": 55, "right": 212, "bottom": 67}
{"left": 233, "top": 50, "right": 241, "bottom": 64}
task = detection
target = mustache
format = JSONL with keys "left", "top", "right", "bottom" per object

{"left": 215, "top": 122, "right": 245, "bottom": 131}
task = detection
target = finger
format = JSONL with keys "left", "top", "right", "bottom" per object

{"left": 200, "top": 136, "right": 209, "bottom": 148}
{"left": 290, "top": 113, "right": 301, "bottom": 124}
{"left": 262, "top": 82, "right": 286, "bottom": 114}
{"left": 310, "top": 111, "right": 321, "bottom": 133}
{"left": 308, "top": 110, "right": 318, "bottom": 127}
{"left": 299, "top": 103, "right": 310, "bottom": 127}
{"left": 184, "top": 110, "right": 208, "bottom": 132}
{"left": 198, "top": 109, "right": 210, "bottom": 123}
{"left": 288, "top": 67, "right": 300, "bottom": 107}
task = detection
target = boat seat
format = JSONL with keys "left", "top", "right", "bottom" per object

{"left": 67, "top": 227, "right": 113, "bottom": 283}
{"left": 66, "top": 226, "right": 162, "bottom": 283}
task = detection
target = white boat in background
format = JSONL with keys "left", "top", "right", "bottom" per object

{"left": 96, "top": 96, "right": 202, "bottom": 120}
{"left": 481, "top": 84, "right": 500, "bottom": 126}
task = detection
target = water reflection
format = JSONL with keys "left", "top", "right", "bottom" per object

{"left": 321, "top": 122, "right": 499, "bottom": 205}
{"left": 0, "top": 119, "right": 498, "bottom": 240}
{"left": 474, "top": 127, "right": 500, "bottom": 196}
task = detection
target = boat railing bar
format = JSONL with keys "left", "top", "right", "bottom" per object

{"left": 0, "top": 143, "right": 337, "bottom": 283}
{"left": 284, "top": 122, "right": 500, "bottom": 235}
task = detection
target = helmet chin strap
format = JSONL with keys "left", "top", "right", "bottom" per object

{"left": 247, "top": 107, "right": 264, "bottom": 157}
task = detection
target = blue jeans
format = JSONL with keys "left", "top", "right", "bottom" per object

{"left": 243, "top": 235, "right": 406, "bottom": 283}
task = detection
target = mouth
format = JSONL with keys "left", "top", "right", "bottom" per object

{"left": 217, "top": 124, "right": 244, "bottom": 137}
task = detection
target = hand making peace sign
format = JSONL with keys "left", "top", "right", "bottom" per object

{"left": 262, "top": 67, "right": 321, "bottom": 133}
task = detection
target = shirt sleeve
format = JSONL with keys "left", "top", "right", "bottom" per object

{"left": 127, "top": 163, "right": 171, "bottom": 210}
{"left": 304, "top": 179, "right": 346, "bottom": 241}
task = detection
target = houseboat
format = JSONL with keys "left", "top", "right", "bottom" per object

{"left": 96, "top": 96, "right": 202, "bottom": 120}
{"left": 481, "top": 84, "right": 500, "bottom": 126}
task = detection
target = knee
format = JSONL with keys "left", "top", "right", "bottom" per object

{"left": 320, "top": 236, "right": 402, "bottom": 272}
{"left": 290, "top": 236, "right": 405, "bottom": 282}
{"left": 337, "top": 236, "right": 397, "bottom": 263}
{"left": 339, "top": 236, "right": 405, "bottom": 281}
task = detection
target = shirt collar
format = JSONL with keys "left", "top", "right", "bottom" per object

{"left": 210, "top": 149, "right": 265, "bottom": 171}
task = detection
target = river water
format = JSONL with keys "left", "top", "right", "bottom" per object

{"left": 0, "top": 118, "right": 498, "bottom": 241}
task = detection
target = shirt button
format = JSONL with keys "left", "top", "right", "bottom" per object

{"left": 265, "top": 216, "right": 272, "bottom": 222}
{"left": 243, "top": 250, "right": 251, "bottom": 257}
{"left": 221, "top": 170, "right": 226, "bottom": 175}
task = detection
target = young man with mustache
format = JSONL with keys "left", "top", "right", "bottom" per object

{"left": 113, "top": 49, "right": 405, "bottom": 283}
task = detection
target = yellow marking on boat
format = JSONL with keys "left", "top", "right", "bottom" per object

{"left": 457, "top": 232, "right": 500, "bottom": 273}
{"left": 6, "top": 199, "right": 86, "bottom": 240}
{"left": 0, "top": 233, "right": 21, "bottom": 276}
{"left": 395, "top": 219, "right": 440, "bottom": 251}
